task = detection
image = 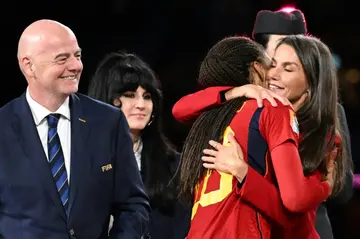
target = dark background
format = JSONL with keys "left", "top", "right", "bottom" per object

{"left": 2, "top": 0, "right": 360, "bottom": 238}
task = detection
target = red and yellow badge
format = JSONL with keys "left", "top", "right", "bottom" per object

{"left": 289, "top": 109, "right": 299, "bottom": 136}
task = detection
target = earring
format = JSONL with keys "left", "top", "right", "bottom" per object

{"left": 148, "top": 115, "right": 154, "bottom": 126}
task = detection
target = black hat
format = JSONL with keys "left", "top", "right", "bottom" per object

{"left": 252, "top": 9, "right": 307, "bottom": 38}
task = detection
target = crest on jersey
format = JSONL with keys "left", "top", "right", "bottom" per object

{"left": 289, "top": 110, "right": 300, "bottom": 136}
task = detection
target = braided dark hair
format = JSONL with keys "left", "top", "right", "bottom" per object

{"left": 179, "top": 36, "right": 267, "bottom": 203}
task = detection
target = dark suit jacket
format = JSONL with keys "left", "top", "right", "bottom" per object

{"left": 315, "top": 103, "right": 354, "bottom": 239}
{"left": 0, "top": 93, "right": 150, "bottom": 239}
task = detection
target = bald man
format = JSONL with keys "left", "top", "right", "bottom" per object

{"left": 0, "top": 19, "right": 150, "bottom": 239}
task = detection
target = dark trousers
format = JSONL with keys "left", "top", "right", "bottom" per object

{"left": 315, "top": 204, "right": 334, "bottom": 239}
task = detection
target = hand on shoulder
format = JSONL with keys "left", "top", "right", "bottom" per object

{"left": 225, "top": 84, "right": 291, "bottom": 108}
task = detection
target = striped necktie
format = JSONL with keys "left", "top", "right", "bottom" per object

{"left": 47, "top": 113, "right": 69, "bottom": 214}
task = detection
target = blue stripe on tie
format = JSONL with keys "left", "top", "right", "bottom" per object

{"left": 61, "top": 188, "right": 69, "bottom": 204}
{"left": 49, "top": 144, "right": 60, "bottom": 161}
{"left": 51, "top": 156, "right": 64, "bottom": 176}
{"left": 56, "top": 171, "right": 67, "bottom": 189}
{"left": 48, "top": 128, "right": 57, "bottom": 139}
{"left": 47, "top": 113, "right": 69, "bottom": 214}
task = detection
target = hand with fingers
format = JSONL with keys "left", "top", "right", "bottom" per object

{"left": 224, "top": 84, "right": 292, "bottom": 108}
{"left": 202, "top": 133, "right": 248, "bottom": 183}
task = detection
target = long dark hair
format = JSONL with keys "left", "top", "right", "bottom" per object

{"left": 277, "top": 35, "right": 348, "bottom": 195}
{"left": 88, "top": 52, "right": 179, "bottom": 212}
{"left": 179, "top": 36, "right": 267, "bottom": 203}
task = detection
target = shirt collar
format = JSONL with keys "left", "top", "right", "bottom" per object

{"left": 26, "top": 88, "right": 71, "bottom": 126}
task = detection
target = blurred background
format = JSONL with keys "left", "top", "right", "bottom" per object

{"left": 2, "top": 0, "right": 359, "bottom": 238}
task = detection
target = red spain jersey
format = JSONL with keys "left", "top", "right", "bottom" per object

{"left": 186, "top": 99, "right": 299, "bottom": 239}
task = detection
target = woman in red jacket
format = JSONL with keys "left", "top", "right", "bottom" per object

{"left": 177, "top": 35, "right": 347, "bottom": 239}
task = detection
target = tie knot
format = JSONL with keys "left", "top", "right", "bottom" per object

{"left": 47, "top": 114, "right": 61, "bottom": 128}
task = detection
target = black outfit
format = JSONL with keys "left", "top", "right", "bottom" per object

{"left": 315, "top": 103, "right": 353, "bottom": 239}
{"left": 252, "top": 9, "right": 307, "bottom": 38}
{"left": 142, "top": 153, "right": 191, "bottom": 239}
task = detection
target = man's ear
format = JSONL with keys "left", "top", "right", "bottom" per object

{"left": 20, "top": 56, "right": 35, "bottom": 77}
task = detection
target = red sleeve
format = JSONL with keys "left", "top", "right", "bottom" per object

{"left": 260, "top": 102, "right": 299, "bottom": 150}
{"left": 237, "top": 167, "right": 300, "bottom": 227}
{"left": 237, "top": 166, "right": 325, "bottom": 227}
{"left": 271, "top": 142, "right": 330, "bottom": 212}
{"left": 172, "top": 86, "right": 233, "bottom": 123}
{"left": 260, "top": 104, "right": 330, "bottom": 212}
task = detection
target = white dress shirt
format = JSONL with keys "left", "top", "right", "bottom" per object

{"left": 134, "top": 140, "right": 143, "bottom": 170}
{"left": 26, "top": 89, "right": 71, "bottom": 180}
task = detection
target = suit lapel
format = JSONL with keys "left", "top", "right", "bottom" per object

{"left": 13, "top": 94, "right": 67, "bottom": 222}
{"left": 67, "top": 94, "right": 91, "bottom": 218}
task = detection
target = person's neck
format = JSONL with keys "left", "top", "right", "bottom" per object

{"left": 291, "top": 99, "right": 304, "bottom": 112}
{"left": 28, "top": 87, "right": 67, "bottom": 112}
{"left": 291, "top": 90, "right": 309, "bottom": 113}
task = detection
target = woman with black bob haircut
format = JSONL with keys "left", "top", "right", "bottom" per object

{"left": 88, "top": 52, "right": 190, "bottom": 239}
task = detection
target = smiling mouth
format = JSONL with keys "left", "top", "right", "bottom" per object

{"left": 269, "top": 84, "right": 284, "bottom": 90}
{"left": 60, "top": 75, "right": 77, "bottom": 80}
